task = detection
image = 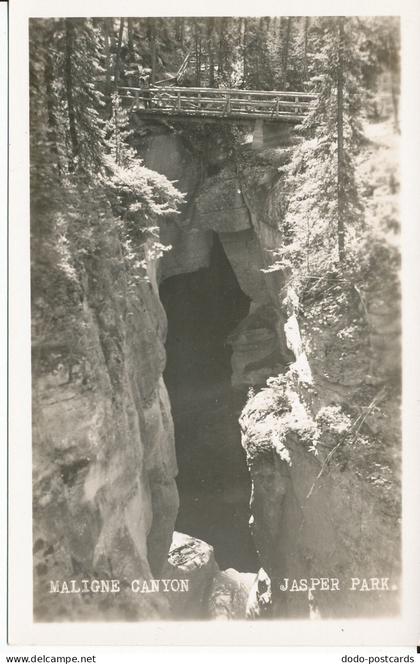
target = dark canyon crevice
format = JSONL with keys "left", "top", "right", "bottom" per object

{"left": 160, "top": 232, "right": 259, "bottom": 571}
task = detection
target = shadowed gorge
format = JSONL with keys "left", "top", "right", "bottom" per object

{"left": 160, "top": 233, "right": 258, "bottom": 571}
{"left": 28, "top": 16, "right": 402, "bottom": 625}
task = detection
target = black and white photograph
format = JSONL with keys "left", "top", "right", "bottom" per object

{"left": 6, "top": 1, "right": 420, "bottom": 648}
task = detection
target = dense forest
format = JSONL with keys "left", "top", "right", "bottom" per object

{"left": 30, "top": 17, "right": 402, "bottom": 621}
{"left": 30, "top": 16, "right": 400, "bottom": 312}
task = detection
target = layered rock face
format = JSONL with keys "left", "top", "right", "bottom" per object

{"left": 236, "top": 124, "right": 401, "bottom": 618}
{"left": 32, "top": 228, "right": 179, "bottom": 620}
{"left": 138, "top": 120, "right": 296, "bottom": 391}
{"left": 240, "top": 375, "right": 400, "bottom": 618}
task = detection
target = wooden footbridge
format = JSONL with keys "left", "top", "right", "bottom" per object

{"left": 118, "top": 86, "right": 317, "bottom": 124}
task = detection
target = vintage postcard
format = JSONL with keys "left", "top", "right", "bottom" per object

{"left": 8, "top": 0, "right": 420, "bottom": 646}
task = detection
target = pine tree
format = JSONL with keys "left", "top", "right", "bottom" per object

{"left": 271, "top": 17, "right": 367, "bottom": 287}
{"left": 104, "top": 93, "right": 135, "bottom": 167}
{"left": 60, "top": 18, "right": 106, "bottom": 173}
{"left": 30, "top": 17, "right": 185, "bottom": 300}
{"left": 242, "top": 17, "right": 274, "bottom": 90}
{"left": 360, "top": 17, "right": 400, "bottom": 129}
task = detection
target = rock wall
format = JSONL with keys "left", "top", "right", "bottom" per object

{"left": 135, "top": 122, "right": 213, "bottom": 281}
{"left": 240, "top": 374, "right": 400, "bottom": 618}
{"left": 236, "top": 126, "right": 401, "bottom": 619}
{"left": 138, "top": 121, "right": 296, "bottom": 390}
{"left": 32, "top": 224, "right": 179, "bottom": 620}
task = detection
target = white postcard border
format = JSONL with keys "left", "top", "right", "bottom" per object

{"left": 8, "top": 0, "right": 420, "bottom": 646}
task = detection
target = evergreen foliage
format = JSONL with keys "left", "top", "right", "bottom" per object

{"left": 30, "top": 15, "right": 400, "bottom": 314}
{"left": 262, "top": 17, "right": 398, "bottom": 295}
{"left": 30, "top": 17, "right": 185, "bottom": 348}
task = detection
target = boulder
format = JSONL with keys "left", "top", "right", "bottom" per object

{"left": 208, "top": 568, "right": 256, "bottom": 620}
{"left": 165, "top": 532, "right": 219, "bottom": 619}
{"left": 246, "top": 568, "right": 272, "bottom": 619}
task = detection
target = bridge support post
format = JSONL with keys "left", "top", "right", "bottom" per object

{"left": 252, "top": 119, "right": 264, "bottom": 149}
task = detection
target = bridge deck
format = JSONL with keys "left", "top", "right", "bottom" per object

{"left": 119, "top": 86, "right": 317, "bottom": 123}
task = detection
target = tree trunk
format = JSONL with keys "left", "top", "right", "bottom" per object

{"left": 242, "top": 18, "right": 248, "bottom": 86}
{"left": 194, "top": 20, "right": 201, "bottom": 87}
{"left": 337, "top": 17, "right": 346, "bottom": 263}
{"left": 303, "top": 17, "right": 309, "bottom": 81}
{"left": 43, "top": 27, "right": 60, "bottom": 170}
{"left": 114, "top": 17, "right": 124, "bottom": 90}
{"left": 387, "top": 33, "right": 400, "bottom": 132}
{"left": 103, "top": 18, "right": 112, "bottom": 102}
{"left": 282, "top": 17, "right": 292, "bottom": 88}
{"left": 218, "top": 18, "right": 225, "bottom": 79}
{"left": 64, "top": 19, "right": 79, "bottom": 166}
{"left": 150, "top": 19, "right": 157, "bottom": 85}
{"left": 113, "top": 100, "right": 120, "bottom": 165}
{"left": 179, "top": 19, "right": 185, "bottom": 47}
{"left": 127, "top": 18, "right": 134, "bottom": 64}
{"left": 207, "top": 19, "right": 215, "bottom": 87}
{"left": 390, "top": 70, "right": 399, "bottom": 132}
{"left": 175, "top": 17, "right": 185, "bottom": 46}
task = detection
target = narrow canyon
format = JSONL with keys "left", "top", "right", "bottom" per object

{"left": 32, "top": 114, "right": 401, "bottom": 622}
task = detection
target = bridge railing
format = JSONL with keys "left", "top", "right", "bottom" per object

{"left": 118, "top": 86, "right": 318, "bottom": 121}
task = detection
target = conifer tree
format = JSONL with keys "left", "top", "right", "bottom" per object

{"left": 104, "top": 93, "right": 134, "bottom": 167}
{"left": 30, "top": 18, "right": 184, "bottom": 297}
{"left": 273, "top": 17, "right": 367, "bottom": 286}
{"left": 242, "top": 17, "right": 274, "bottom": 89}
{"left": 61, "top": 18, "right": 106, "bottom": 173}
